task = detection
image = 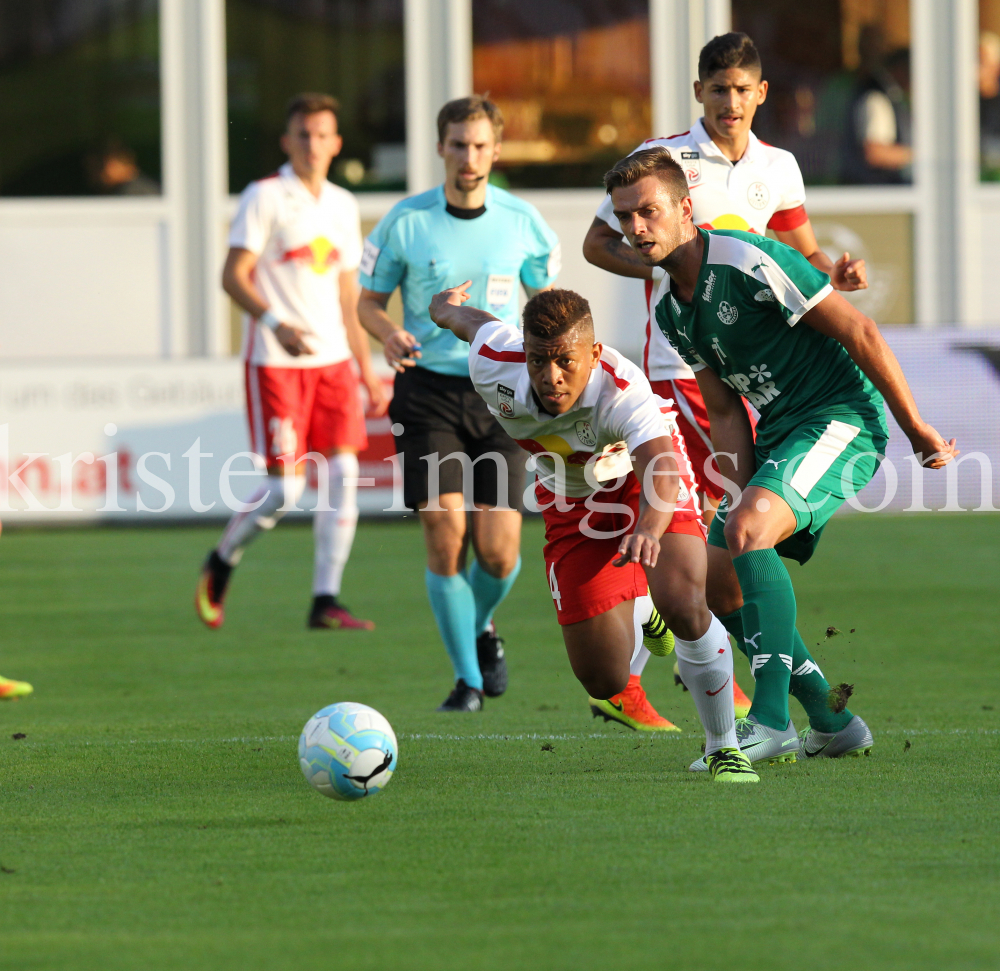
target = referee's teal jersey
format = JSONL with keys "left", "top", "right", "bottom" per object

{"left": 359, "top": 184, "right": 560, "bottom": 376}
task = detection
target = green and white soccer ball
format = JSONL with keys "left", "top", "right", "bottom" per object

{"left": 298, "top": 702, "right": 397, "bottom": 801}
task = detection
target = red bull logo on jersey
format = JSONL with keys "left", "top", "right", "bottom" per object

{"left": 698, "top": 214, "right": 755, "bottom": 233}
{"left": 280, "top": 236, "right": 340, "bottom": 274}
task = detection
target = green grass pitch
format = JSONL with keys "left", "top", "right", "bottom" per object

{"left": 1, "top": 514, "right": 998, "bottom": 971}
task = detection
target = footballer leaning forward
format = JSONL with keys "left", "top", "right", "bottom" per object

{"left": 358, "top": 96, "right": 561, "bottom": 712}
{"left": 430, "top": 284, "right": 758, "bottom": 782}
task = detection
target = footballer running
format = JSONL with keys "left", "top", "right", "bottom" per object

{"left": 605, "top": 147, "right": 957, "bottom": 767}
{"left": 358, "top": 96, "right": 561, "bottom": 712}
{"left": 195, "top": 93, "right": 388, "bottom": 631}
{"left": 583, "top": 31, "right": 870, "bottom": 731}
{"left": 430, "top": 284, "right": 758, "bottom": 782}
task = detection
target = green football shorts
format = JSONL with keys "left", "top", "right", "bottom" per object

{"left": 707, "top": 412, "right": 889, "bottom": 564}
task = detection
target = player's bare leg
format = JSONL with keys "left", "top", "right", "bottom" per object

{"left": 309, "top": 446, "right": 374, "bottom": 631}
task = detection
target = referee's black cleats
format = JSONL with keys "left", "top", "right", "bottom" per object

{"left": 476, "top": 622, "right": 508, "bottom": 697}
{"left": 436, "top": 679, "right": 485, "bottom": 712}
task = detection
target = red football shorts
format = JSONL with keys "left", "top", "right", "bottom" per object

{"left": 538, "top": 460, "right": 705, "bottom": 627}
{"left": 246, "top": 360, "right": 367, "bottom": 467}
{"left": 651, "top": 378, "right": 756, "bottom": 503}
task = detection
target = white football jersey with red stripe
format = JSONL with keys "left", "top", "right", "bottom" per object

{"left": 229, "top": 162, "right": 364, "bottom": 369}
{"left": 468, "top": 319, "right": 675, "bottom": 498}
{"left": 596, "top": 118, "right": 809, "bottom": 382}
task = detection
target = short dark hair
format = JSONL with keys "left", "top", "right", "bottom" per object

{"left": 698, "top": 32, "right": 762, "bottom": 80}
{"left": 522, "top": 289, "right": 594, "bottom": 342}
{"left": 285, "top": 92, "right": 340, "bottom": 126}
{"left": 437, "top": 95, "right": 504, "bottom": 144}
{"left": 603, "top": 148, "right": 689, "bottom": 205}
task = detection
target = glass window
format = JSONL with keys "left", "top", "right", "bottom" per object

{"left": 732, "top": 0, "right": 912, "bottom": 186}
{"left": 0, "top": 0, "right": 161, "bottom": 197}
{"left": 472, "top": 0, "right": 650, "bottom": 189}
{"left": 226, "top": 0, "right": 405, "bottom": 194}
{"left": 980, "top": 2, "right": 1000, "bottom": 181}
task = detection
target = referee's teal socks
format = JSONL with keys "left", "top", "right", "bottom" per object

{"left": 425, "top": 569, "right": 482, "bottom": 690}
{"left": 467, "top": 556, "right": 521, "bottom": 635}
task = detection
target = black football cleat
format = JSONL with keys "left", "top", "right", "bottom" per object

{"left": 476, "top": 622, "right": 508, "bottom": 697}
{"left": 436, "top": 679, "right": 484, "bottom": 712}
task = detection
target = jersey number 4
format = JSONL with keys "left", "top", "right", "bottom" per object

{"left": 548, "top": 562, "right": 562, "bottom": 610}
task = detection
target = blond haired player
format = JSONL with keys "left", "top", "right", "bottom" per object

{"left": 583, "top": 31, "right": 868, "bottom": 727}
{"left": 430, "top": 283, "right": 757, "bottom": 781}
{"left": 195, "top": 93, "right": 388, "bottom": 631}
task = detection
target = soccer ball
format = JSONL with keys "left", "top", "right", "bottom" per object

{"left": 298, "top": 702, "right": 398, "bottom": 801}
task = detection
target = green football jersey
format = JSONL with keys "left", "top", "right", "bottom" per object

{"left": 654, "top": 228, "right": 887, "bottom": 450}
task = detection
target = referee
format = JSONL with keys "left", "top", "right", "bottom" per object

{"left": 358, "top": 96, "right": 560, "bottom": 711}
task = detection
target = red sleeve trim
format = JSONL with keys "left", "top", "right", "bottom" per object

{"left": 600, "top": 360, "right": 630, "bottom": 391}
{"left": 478, "top": 344, "right": 526, "bottom": 363}
{"left": 767, "top": 205, "right": 808, "bottom": 232}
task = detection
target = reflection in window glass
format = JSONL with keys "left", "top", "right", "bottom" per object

{"left": 472, "top": 0, "right": 650, "bottom": 189}
{"left": 732, "top": 0, "right": 912, "bottom": 186}
{"left": 0, "top": 0, "right": 161, "bottom": 197}
{"left": 226, "top": 0, "right": 405, "bottom": 194}
{"left": 979, "top": 2, "right": 1000, "bottom": 180}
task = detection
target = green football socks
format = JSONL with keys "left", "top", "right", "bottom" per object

{"left": 731, "top": 549, "right": 795, "bottom": 731}
{"left": 719, "top": 595, "right": 854, "bottom": 733}
{"left": 789, "top": 629, "right": 854, "bottom": 733}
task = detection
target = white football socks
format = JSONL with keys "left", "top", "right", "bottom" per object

{"left": 217, "top": 473, "right": 305, "bottom": 566}
{"left": 629, "top": 595, "right": 654, "bottom": 677}
{"left": 313, "top": 452, "right": 360, "bottom": 597}
{"left": 673, "top": 615, "right": 738, "bottom": 755}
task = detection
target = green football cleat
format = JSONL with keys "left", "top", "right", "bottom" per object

{"left": 706, "top": 747, "right": 759, "bottom": 783}
{"left": 641, "top": 606, "right": 674, "bottom": 657}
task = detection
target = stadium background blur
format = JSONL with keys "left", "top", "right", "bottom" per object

{"left": 2, "top": 0, "right": 999, "bottom": 522}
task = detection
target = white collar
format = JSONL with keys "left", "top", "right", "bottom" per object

{"left": 280, "top": 161, "right": 328, "bottom": 202}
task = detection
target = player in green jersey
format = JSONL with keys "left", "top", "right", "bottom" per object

{"left": 603, "top": 148, "right": 958, "bottom": 766}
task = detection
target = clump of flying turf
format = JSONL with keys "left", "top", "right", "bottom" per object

{"left": 827, "top": 682, "right": 855, "bottom": 713}
{"left": 825, "top": 626, "right": 842, "bottom": 640}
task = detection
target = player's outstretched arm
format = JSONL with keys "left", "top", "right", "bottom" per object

{"left": 802, "top": 293, "right": 958, "bottom": 468}
{"left": 582, "top": 217, "right": 654, "bottom": 280}
{"left": 428, "top": 281, "right": 499, "bottom": 344}
{"left": 696, "top": 367, "right": 756, "bottom": 496}
{"left": 614, "top": 436, "right": 679, "bottom": 569}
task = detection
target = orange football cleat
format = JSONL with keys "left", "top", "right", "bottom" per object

{"left": 733, "top": 679, "right": 752, "bottom": 719}
{"left": 0, "top": 675, "right": 33, "bottom": 700}
{"left": 589, "top": 675, "right": 681, "bottom": 732}
{"left": 195, "top": 551, "right": 232, "bottom": 629}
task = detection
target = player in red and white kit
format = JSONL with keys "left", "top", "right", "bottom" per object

{"left": 429, "top": 283, "right": 759, "bottom": 781}
{"left": 195, "top": 93, "right": 388, "bottom": 631}
{"left": 583, "top": 32, "right": 869, "bottom": 723}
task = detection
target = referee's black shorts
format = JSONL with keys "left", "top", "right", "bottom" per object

{"left": 388, "top": 365, "right": 526, "bottom": 512}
